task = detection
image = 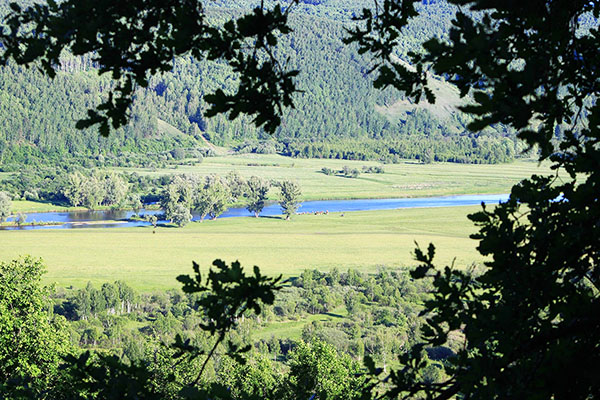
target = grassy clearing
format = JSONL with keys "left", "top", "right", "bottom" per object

{"left": 253, "top": 307, "right": 350, "bottom": 341}
{"left": 114, "top": 155, "right": 554, "bottom": 201}
{"left": 0, "top": 205, "right": 489, "bottom": 291}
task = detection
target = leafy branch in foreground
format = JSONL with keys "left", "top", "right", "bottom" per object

{"left": 174, "top": 259, "right": 284, "bottom": 386}
{"left": 0, "top": 0, "right": 301, "bottom": 135}
{"left": 345, "top": 2, "right": 600, "bottom": 397}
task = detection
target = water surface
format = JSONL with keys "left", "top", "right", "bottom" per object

{"left": 1, "top": 193, "right": 509, "bottom": 230}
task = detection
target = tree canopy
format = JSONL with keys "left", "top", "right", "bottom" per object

{"left": 0, "top": 257, "right": 71, "bottom": 397}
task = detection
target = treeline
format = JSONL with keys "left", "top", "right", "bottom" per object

{"left": 0, "top": 165, "right": 303, "bottom": 224}
{"left": 0, "top": 0, "right": 521, "bottom": 167}
{"left": 159, "top": 174, "right": 301, "bottom": 225}
{"left": 278, "top": 134, "right": 518, "bottom": 164}
{"left": 235, "top": 133, "right": 519, "bottom": 164}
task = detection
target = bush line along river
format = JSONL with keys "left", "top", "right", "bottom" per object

{"left": 1, "top": 194, "right": 509, "bottom": 230}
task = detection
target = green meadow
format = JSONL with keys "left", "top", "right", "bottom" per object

{"left": 10, "top": 200, "right": 84, "bottom": 213}
{"left": 0, "top": 206, "right": 487, "bottom": 291}
{"left": 1, "top": 156, "right": 555, "bottom": 291}
{"left": 114, "top": 155, "right": 554, "bottom": 201}
{"left": 7, "top": 156, "right": 554, "bottom": 213}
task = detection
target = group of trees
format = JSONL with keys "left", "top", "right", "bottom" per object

{"left": 63, "top": 171, "right": 130, "bottom": 209}
{"left": 0, "top": 166, "right": 305, "bottom": 224}
{"left": 2, "top": 256, "right": 440, "bottom": 399}
{"left": 278, "top": 134, "right": 518, "bottom": 164}
{"left": 322, "top": 165, "right": 384, "bottom": 178}
{"left": 159, "top": 173, "right": 302, "bottom": 226}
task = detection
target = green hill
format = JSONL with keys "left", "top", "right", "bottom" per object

{"left": 0, "top": 0, "right": 520, "bottom": 168}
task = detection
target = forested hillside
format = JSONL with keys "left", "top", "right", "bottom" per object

{"left": 0, "top": 0, "right": 519, "bottom": 167}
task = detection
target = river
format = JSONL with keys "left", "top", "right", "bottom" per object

{"left": 1, "top": 193, "right": 510, "bottom": 230}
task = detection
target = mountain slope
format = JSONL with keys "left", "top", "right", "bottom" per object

{"left": 0, "top": 0, "right": 519, "bottom": 166}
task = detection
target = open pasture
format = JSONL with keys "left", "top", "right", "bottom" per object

{"left": 0, "top": 205, "right": 489, "bottom": 291}
{"left": 114, "top": 155, "right": 554, "bottom": 201}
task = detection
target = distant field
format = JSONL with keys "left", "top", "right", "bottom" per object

{"left": 5, "top": 156, "right": 556, "bottom": 213}
{"left": 114, "top": 155, "right": 555, "bottom": 201}
{"left": 10, "top": 200, "right": 83, "bottom": 213}
{"left": 0, "top": 206, "right": 490, "bottom": 291}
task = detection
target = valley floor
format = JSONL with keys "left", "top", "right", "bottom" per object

{"left": 1, "top": 155, "right": 557, "bottom": 290}
{"left": 1, "top": 206, "right": 485, "bottom": 291}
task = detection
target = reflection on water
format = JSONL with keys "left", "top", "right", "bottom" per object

{"left": 0, "top": 194, "right": 509, "bottom": 231}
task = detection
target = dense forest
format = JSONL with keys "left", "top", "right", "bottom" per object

{"left": 0, "top": 0, "right": 520, "bottom": 168}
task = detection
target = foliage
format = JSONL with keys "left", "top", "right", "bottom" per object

{"left": 284, "top": 340, "right": 364, "bottom": 400}
{"left": 203, "top": 177, "right": 232, "bottom": 220}
{"left": 2, "top": 0, "right": 599, "bottom": 399}
{"left": 245, "top": 176, "right": 271, "bottom": 218}
{"left": 216, "top": 354, "right": 280, "bottom": 400}
{"left": 63, "top": 171, "right": 129, "bottom": 209}
{"left": 0, "top": 1, "right": 520, "bottom": 166}
{"left": 0, "top": 257, "right": 70, "bottom": 397}
{"left": 0, "top": 258, "right": 287, "bottom": 398}
{"left": 342, "top": 165, "right": 360, "bottom": 178}
{"left": 52, "top": 265, "right": 432, "bottom": 398}
{"left": 321, "top": 167, "right": 334, "bottom": 176}
{"left": 0, "top": 190, "right": 10, "bottom": 222}
{"left": 174, "top": 259, "right": 284, "bottom": 385}
{"left": 0, "top": 0, "right": 301, "bottom": 135}
{"left": 277, "top": 180, "right": 301, "bottom": 220}
{"left": 0, "top": 254, "right": 438, "bottom": 398}
{"left": 160, "top": 175, "right": 194, "bottom": 223}
{"left": 345, "top": 0, "right": 600, "bottom": 399}
{"left": 171, "top": 204, "right": 193, "bottom": 227}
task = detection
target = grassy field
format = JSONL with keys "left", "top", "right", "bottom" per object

{"left": 0, "top": 205, "right": 489, "bottom": 291}
{"left": 253, "top": 306, "right": 350, "bottom": 341}
{"left": 5, "top": 156, "right": 555, "bottom": 213}
{"left": 1, "top": 155, "right": 549, "bottom": 293}
{"left": 114, "top": 155, "right": 555, "bottom": 201}
{"left": 10, "top": 200, "right": 83, "bottom": 213}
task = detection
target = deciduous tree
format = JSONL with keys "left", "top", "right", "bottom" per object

{"left": 278, "top": 180, "right": 301, "bottom": 220}
{"left": 0, "top": 257, "right": 71, "bottom": 397}
{"left": 347, "top": 1, "right": 600, "bottom": 399}
{"left": 245, "top": 176, "right": 270, "bottom": 218}
{"left": 285, "top": 340, "right": 363, "bottom": 400}
{"left": 0, "top": 191, "right": 10, "bottom": 222}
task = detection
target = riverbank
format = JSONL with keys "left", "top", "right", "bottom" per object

{"left": 0, "top": 221, "right": 63, "bottom": 228}
{"left": 6, "top": 157, "right": 552, "bottom": 214}
{"left": 1, "top": 193, "right": 509, "bottom": 230}
{"left": 0, "top": 206, "right": 488, "bottom": 291}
